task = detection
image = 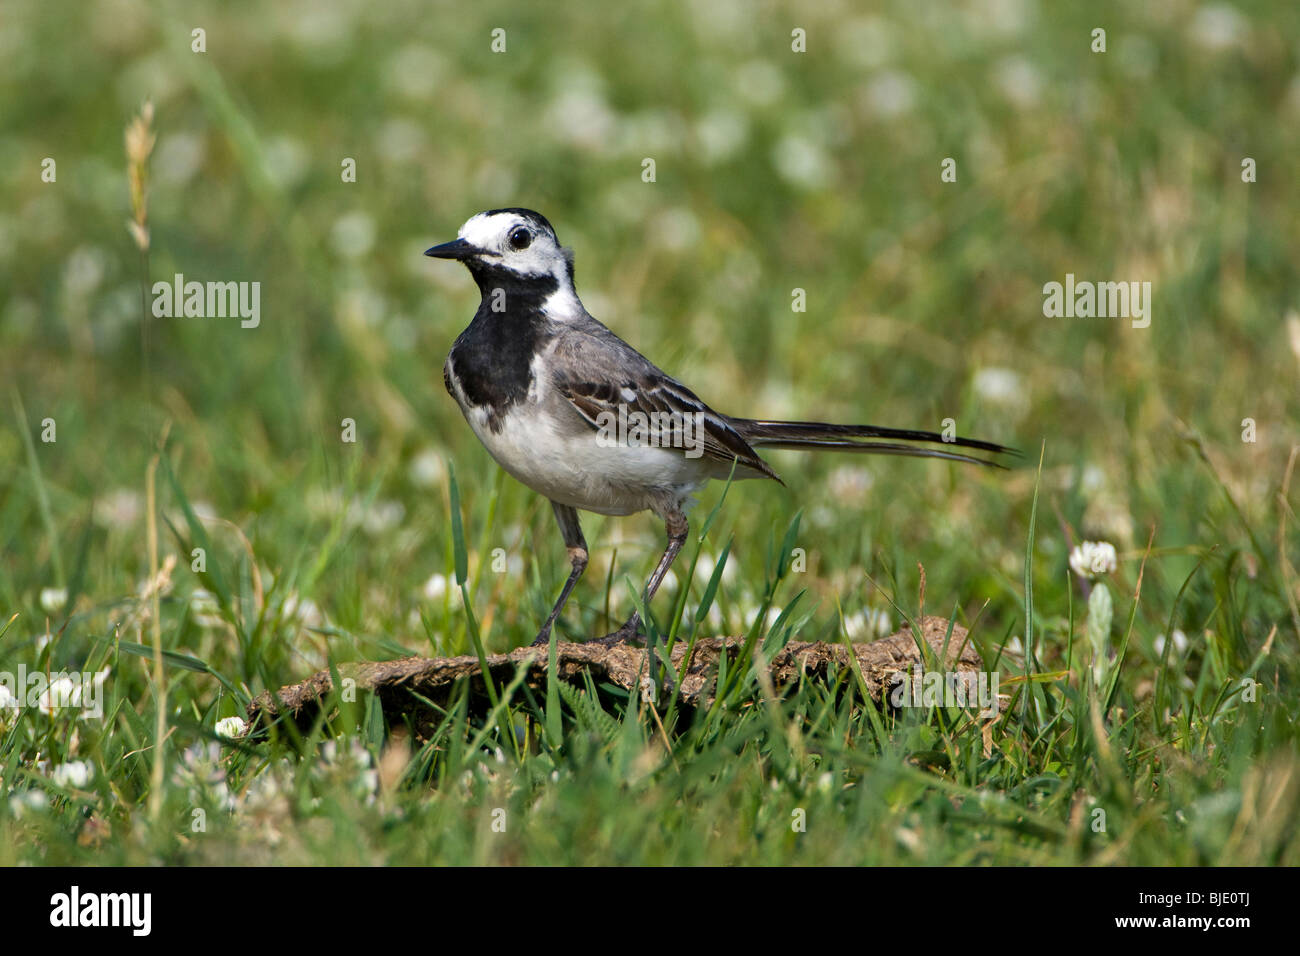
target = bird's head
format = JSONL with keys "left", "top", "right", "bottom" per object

{"left": 425, "top": 208, "right": 574, "bottom": 289}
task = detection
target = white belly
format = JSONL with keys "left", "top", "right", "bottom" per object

{"left": 463, "top": 403, "right": 707, "bottom": 516}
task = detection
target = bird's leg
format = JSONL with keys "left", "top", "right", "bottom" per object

{"left": 530, "top": 502, "right": 588, "bottom": 647}
{"left": 594, "top": 509, "right": 688, "bottom": 646}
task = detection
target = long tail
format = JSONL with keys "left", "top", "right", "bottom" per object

{"left": 729, "top": 418, "right": 1018, "bottom": 469}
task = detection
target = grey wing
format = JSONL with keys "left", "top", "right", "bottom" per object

{"left": 548, "top": 327, "right": 782, "bottom": 483}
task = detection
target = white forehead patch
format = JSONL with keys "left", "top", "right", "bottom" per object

{"left": 458, "top": 211, "right": 527, "bottom": 251}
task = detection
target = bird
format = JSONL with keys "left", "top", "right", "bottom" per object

{"left": 426, "top": 208, "right": 1015, "bottom": 648}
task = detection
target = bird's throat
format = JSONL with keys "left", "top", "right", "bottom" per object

{"left": 446, "top": 274, "right": 558, "bottom": 431}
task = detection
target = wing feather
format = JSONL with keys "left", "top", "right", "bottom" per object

{"left": 548, "top": 329, "right": 781, "bottom": 483}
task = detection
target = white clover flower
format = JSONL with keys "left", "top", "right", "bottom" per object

{"left": 1080, "top": 464, "right": 1107, "bottom": 494}
{"left": 96, "top": 487, "right": 144, "bottom": 530}
{"left": 1190, "top": 4, "right": 1248, "bottom": 52}
{"left": 64, "top": 246, "right": 106, "bottom": 296}
{"left": 895, "top": 826, "right": 922, "bottom": 853}
{"left": 51, "top": 760, "right": 94, "bottom": 789}
{"left": 359, "top": 767, "right": 380, "bottom": 798}
{"left": 807, "top": 505, "right": 836, "bottom": 529}
{"left": 8, "top": 790, "right": 48, "bottom": 818}
{"left": 263, "top": 135, "right": 309, "bottom": 190}
{"left": 423, "top": 572, "right": 462, "bottom": 602}
{"left": 1154, "top": 629, "right": 1189, "bottom": 657}
{"left": 772, "top": 135, "right": 832, "bottom": 190}
{"left": 241, "top": 759, "right": 296, "bottom": 813}
{"left": 215, "top": 716, "right": 248, "bottom": 740}
{"left": 279, "top": 592, "right": 323, "bottom": 628}
{"left": 39, "top": 587, "right": 68, "bottom": 614}
{"left": 36, "top": 670, "right": 109, "bottom": 718}
{"left": 177, "top": 741, "right": 223, "bottom": 780}
{"left": 360, "top": 499, "right": 405, "bottom": 535}
{"left": 1069, "top": 541, "right": 1117, "bottom": 580}
{"left": 844, "top": 607, "right": 893, "bottom": 641}
{"left": 0, "top": 683, "right": 17, "bottom": 710}
{"left": 993, "top": 55, "right": 1042, "bottom": 109}
{"left": 695, "top": 109, "right": 748, "bottom": 164}
{"left": 864, "top": 70, "right": 917, "bottom": 118}
{"left": 972, "top": 366, "right": 1027, "bottom": 410}
{"left": 154, "top": 131, "right": 206, "bottom": 186}
{"left": 38, "top": 677, "right": 79, "bottom": 715}
{"left": 408, "top": 448, "right": 447, "bottom": 488}
{"left": 330, "top": 211, "right": 376, "bottom": 259}
{"left": 544, "top": 87, "right": 615, "bottom": 152}
{"left": 174, "top": 741, "right": 235, "bottom": 812}
{"left": 735, "top": 60, "right": 785, "bottom": 107}
{"left": 827, "top": 465, "right": 874, "bottom": 505}
{"left": 650, "top": 207, "right": 700, "bottom": 253}
{"left": 189, "top": 588, "right": 224, "bottom": 628}
{"left": 735, "top": 596, "right": 762, "bottom": 630}
{"left": 317, "top": 738, "right": 381, "bottom": 805}
{"left": 694, "top": 551, "right": 737, "bottom": 586}
{"left": 685, "top": 601, "right": 725, "bottom": 633}
{"left": 320, "top": 737, "right": 371, "bottom": 767}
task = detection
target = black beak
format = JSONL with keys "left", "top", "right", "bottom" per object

{"left": 424, "top": 238, "right": 480, "bottom": 260}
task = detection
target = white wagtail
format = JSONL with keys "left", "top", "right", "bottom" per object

{"left": 426, "top": 208, "right": 1014, "bottom": 647}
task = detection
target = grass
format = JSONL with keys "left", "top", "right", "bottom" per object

{"left": 1, "top": 0, "right": 1298, "bottom": 865}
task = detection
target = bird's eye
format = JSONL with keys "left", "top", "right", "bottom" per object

{"left": 509, "top": 228, "right": 532, "bottom": 250}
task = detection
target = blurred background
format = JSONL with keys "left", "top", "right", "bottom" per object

{"left": 2, "top": 0, "right": 1297, "bottom": 684}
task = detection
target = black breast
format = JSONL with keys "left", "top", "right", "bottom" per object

{"left": 445, "top": 269, "right": 558, "bottom": 432}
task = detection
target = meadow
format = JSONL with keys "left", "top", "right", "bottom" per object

{"left": 1, "top": 0, "right": 1297, "bottom": 865}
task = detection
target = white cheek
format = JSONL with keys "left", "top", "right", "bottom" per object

{"left": 510, "top": 245, "right": 561, "bottom": 276}
{"left": 512, "top": 249, "right": 544, "bottom": 272}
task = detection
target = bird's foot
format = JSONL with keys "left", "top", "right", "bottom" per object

{"left": 529, "top": 624, "right": 554, "bottom": 648}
